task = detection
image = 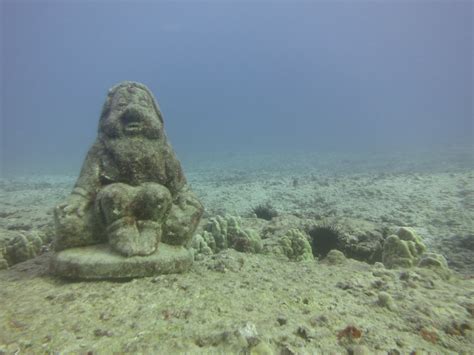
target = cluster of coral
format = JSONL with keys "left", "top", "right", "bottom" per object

{"left": 0, "top": 229, "right": 49, "bottom": 269}
{"left": 192, "top": 215, "right": 262, "bottom": 256}
{"left": 381, "top": 227, "right": 450, "bottom": 279}
{"left": 191, "top": 215, "right": 451, "bottom": 278}
{"left": 192, "top": 215, "right": 313, "bottom": 262}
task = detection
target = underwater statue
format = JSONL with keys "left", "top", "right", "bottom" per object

{"left": 52, "top": 81, "right": 203, "bottom": 279}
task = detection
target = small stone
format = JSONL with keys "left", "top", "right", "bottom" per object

{"left": 348, "top": 345, "right": 371, "bottom": 355}
{"left": 399, "top": 271, "right": 410, "bottom": 281}
{"left": 377, "top": 291, "right": 395, "bottom": 310}
{"left": 178, "top": 283, "right": 190, "bottom": 291}
{"left": 99, "top": 312, "right": 111, "bottom": 321}
{"left": 280, "top": 344, "right": 296, "bottom": 355}
{"left": 309, "top": 314, "right": 328, "bottom": 327}
{"left": 93, "top": 328, "right": 113, "bottom": 337}
{"left": 237, "top": 322, "right": 259, "bottom": 346}
{"left": 395, "top": 337, "right": 405, "bottom": 347}
{"left": 373, "top": 262, "right": 385, "bottom": 269}
{"left": 323, "top": 249, "right": 346, "bottom": 265}
{"left": 151, "top": 276, "right": 162, "bottom": 283}
{"left": 462, "top": 303, "right": 474, "bottom": 316}
{"left": 336, "top": 281, "right": 355, "bottom": 290}
{"left": 250, "top": 341, "right": 274, "bottom": 355}
{"left": 371, "top": 279, "right": 385, "bottom": 289}
{"left": 296, "top": 326, "right": 313, "bottom": 341}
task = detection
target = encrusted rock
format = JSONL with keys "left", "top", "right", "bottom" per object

{"left": 377, "top": 291, "right": 396, "bottom": 311}
{"left": 382, "top": 227, "right": 426, "bottom": 268}
{"left": 418, "top": 252, "right": 451, "bottom": 280}
{"left": 322, "top": 249, "right": 347, "bottom": 265}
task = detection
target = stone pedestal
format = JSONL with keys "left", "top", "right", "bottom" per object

{"left": 51, "top": 243, "right": 193, "bottom": 279}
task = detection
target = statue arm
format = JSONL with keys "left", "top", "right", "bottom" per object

{"left": 73, "top": 143, "right": 102, "bottom": 198}
{"left": 56, "top": 143, "right": 102, "bottom": 218}
{"left": 164, "top": 148, "right": 187, "bottom": 196}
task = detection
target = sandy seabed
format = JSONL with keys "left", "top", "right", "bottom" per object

{"left": 1, "top": 149, "right": 473, "bottom": 353}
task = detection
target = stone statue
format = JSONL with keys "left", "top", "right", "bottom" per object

{"left": 52, "top": 81, "right": 203, "bottom": 278}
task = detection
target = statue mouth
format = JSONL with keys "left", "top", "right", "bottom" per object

{"left": 121, "top": 108, "right": 144, "bottom": 134}
{"left": 124, "top": 122, "right": 142, "bottom": 132}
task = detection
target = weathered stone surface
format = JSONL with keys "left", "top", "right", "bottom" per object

{"left": 52, "top": 81, "right": 203, "bottom": 278}
{"left": 51, "top": 244, "right": 193, "bottom": 279}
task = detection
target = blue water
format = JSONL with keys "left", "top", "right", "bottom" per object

{"left": 1, "top": 1, "right": 472, "bottom": 176}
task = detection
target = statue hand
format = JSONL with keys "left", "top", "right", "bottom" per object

{"left": 56, "top": 194, "right": 89, "bottom": 218}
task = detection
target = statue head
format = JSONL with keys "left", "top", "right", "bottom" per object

{"left": 99, "top": 81, "right": 164, "bottom": 140}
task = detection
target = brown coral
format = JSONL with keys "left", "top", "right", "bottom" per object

{"left": 420, "top": 328, "right": 438, "bottom": 344}
{"left": 337, "top": 325, "right": 362, "bottom": 341}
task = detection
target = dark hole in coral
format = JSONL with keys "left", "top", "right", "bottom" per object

{"left": 252, "top": 203, "right": 278, "bottom": 221}
{"left": 308, "top": 226, "right": 341, "bottom": 258}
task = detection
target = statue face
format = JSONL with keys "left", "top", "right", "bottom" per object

{"left": 100, "top": 86, "right": 163, "bottom": 139}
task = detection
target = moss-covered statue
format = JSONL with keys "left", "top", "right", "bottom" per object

{"left": 52, "top": 81, "right": 203, "bottom": 278}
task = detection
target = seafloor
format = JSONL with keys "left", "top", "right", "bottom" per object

{"left": 0, "top": 148, "right": 473, "bottom": 353}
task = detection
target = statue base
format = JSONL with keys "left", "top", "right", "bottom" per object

{"left": 50, "top": 243, "right": 193, "bottom": 279}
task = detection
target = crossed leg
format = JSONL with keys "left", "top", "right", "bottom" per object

{"left": 96, "top": 183, "right": 172, "bottom": 256}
